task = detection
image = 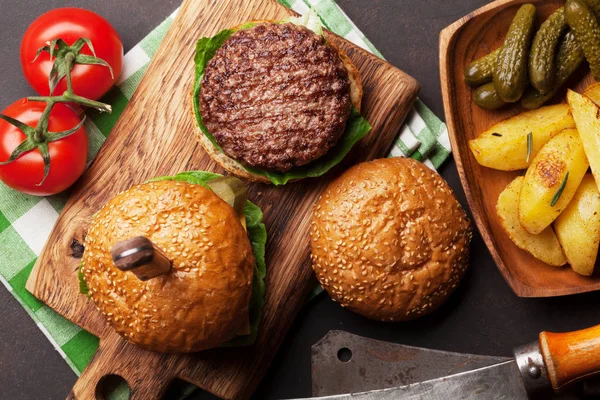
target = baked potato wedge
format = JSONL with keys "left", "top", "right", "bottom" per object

{"left": 554, "top": 174, "right": 600, "bottom": 276}
{"left": 519, "top": 128, "right": 589, "bottom": 234}
{"left": 469, "top": 104, "right": 575, "bottom": 171}
{"left": 568, "top": 90, "right": 600, "bottom": 189}
{"left": 497, "top": 176, "right": 566, "bottom": 266}
{"left": 583, "top": 82, "right": 600, "bottom": 107}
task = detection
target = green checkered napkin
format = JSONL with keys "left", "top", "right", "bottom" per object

{"left": 0, "top": 0, "right": 450, "bottom": 388}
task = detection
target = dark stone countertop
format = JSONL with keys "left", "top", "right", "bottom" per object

{"left": 0, "top": 0, "right": 598, "bottom": 399}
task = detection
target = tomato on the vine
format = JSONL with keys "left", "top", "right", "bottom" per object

{"left": 0, "top": 99, "right": 88, "bottom": 196}
{"left": 20, "top": 8, "right": 123, "bottom": 101}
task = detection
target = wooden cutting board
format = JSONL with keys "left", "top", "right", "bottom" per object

{"left": 25, "top": 0, "right": 419, "bottom": 398}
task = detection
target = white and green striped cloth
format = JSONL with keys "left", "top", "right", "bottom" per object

{"left": 0, "top": 0, "right": 450, "bottom": 384}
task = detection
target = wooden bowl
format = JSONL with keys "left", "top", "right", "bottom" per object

{"left": 439, "top": 0, "right": 600, "bottom": 297}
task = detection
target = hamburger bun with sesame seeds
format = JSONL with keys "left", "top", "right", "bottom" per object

{"left": 82, "top": 180, "right": 255, "bottom": 353}
{"left": 310, "top": 158, "right": 472, "bottom": 321}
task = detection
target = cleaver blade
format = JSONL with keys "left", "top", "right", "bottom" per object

{"left": 311, "top": 330, "right": 510, "bottom": 396}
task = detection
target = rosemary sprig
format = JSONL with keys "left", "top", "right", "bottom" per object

{"left": 551, "top": 172, "right": 569, "bottom": 207}
{"left": 526, "top": 132, "right": 533, "bottom": 163}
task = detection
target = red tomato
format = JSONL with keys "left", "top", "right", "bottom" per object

{"left": 0, "top": 99, "right": 88, "bottom": 196}
{"left": 20, "top": 8, "right": 123, "bottom": 100}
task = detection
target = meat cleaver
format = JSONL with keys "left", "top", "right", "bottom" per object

{"left": 299, "top": 327, "right": 600, "bottom": 399}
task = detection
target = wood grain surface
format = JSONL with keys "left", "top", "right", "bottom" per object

{"left": 25, "top": 0, "right": 419, "bottom": 398}
{"left": 439, "top": 0, "right": 600, "bottom": 298}
{"left": 540, "top": 324, "right": 600, "bottom": 390}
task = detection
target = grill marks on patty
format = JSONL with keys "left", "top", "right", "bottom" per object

{"left": 200, "top": 23, "right": 352, "bottom": 172}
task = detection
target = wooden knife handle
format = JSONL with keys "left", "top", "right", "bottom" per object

{"left": 539, "top": 324, "right": 600, "bottom": 390}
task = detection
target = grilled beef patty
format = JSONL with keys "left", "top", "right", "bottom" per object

{"left": 200, "top": 23, "right": 352, "bottom": 172}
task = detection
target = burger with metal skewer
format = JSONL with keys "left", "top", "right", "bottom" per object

{"left": 80, "top": 172, "right": 266, "bottom": 353}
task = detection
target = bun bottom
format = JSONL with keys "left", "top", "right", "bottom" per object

{"left": 193, "top": 22, "right": 363, "bottom": 183}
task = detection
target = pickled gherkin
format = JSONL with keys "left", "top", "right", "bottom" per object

{"left": 529, "top": 8, "right": 568, "bottom": 92}
{"left": 566, "top": 0, "right": 600, "bottom": 81}
{"left": 206, "top": 176, "right": 248, "bottom": 217}
{"left": 522, "top": 31, "right": 584, "bottom": 109}
{"left": 474, "top": 82, "right": 506, "bottom": 109}
{"left": 493, "top": 4, "right": 537, "bottom": 102}
{"left": 464, "top": 48, "right": 501, "bottom": 86}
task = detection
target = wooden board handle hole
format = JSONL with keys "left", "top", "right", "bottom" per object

{"left": 95, "top": 374, "right": 130, "bottom": 400}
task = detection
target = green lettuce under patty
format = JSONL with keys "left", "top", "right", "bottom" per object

{"left": 79, "top": 171, "right": 267, "bottom": 347}
{"left": 193, "top": 23, "right": 371, "bottom": 185}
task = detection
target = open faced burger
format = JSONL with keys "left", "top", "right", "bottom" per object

{"left": 193, "top": 12, "right": 370, "bottom": 185}
{"left": 79, "top": 171, "right": 266, "bottom": 352}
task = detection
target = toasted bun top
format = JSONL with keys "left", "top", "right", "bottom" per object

{"left": 310, "top": 158, "right": 471, "bottom": 321}
{"left": 82, "top": 180, "right": 255, "bottom": 352}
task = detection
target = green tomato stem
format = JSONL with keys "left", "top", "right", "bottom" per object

{"left": 61, "top": 92, "right": 112, "bottom": 113}
{"left": 27, "top": 93, "right": 111, "bottom": 113}
{"left": 33, "top": 100, "right": 55, "bottom": 143}
{"left": 65, "top": 52, "right": 75, "bottom": 93}
{"left": 3, "top": 37, "right": 115, "bottom": 186}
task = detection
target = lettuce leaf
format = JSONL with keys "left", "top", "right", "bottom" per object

{"left": 78, "top": 262, "right": 90, "bottom": 297}
{"left": 284, "top": 8, "right": 323, "bottom": 35}
{"left": 193, "top": 24, "right": 371, "bottom": 185}
{"left": 150, "top": 171, "right": 267, "bottom": 346}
